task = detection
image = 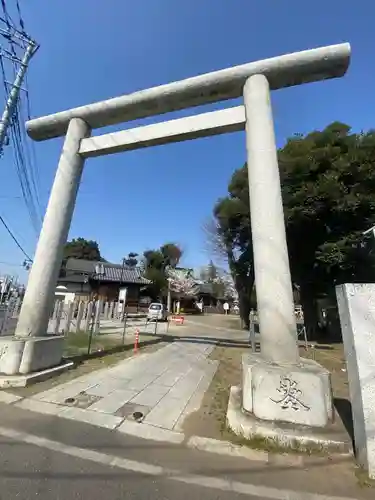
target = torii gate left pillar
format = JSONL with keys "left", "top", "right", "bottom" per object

{"left": 16, "top": 118, "right": 90, "bottom": 339}
{"left": 0, "top": 118, "right": 90, "bottom": 378}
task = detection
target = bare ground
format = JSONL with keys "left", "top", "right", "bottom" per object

{"left": 184, "top": 341, "right": 350, "bottom": 441}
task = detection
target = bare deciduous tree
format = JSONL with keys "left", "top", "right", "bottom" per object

{"left": 202, "top": 217, "right": 228, "bottom": 264}
{"left": 214, "top": 272, "right": 239, "bottom": 302}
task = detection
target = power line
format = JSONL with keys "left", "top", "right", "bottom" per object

{"left": 0, "top": 213, "right": 32, "bottom": 261}
{"left": 0, "top": 0, "right": 41, "bottom": 235}
{"left": 0, "top": 260, "right": 24, "bottom": 266}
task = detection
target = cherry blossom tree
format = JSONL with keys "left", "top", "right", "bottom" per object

{"left": 213, "top": 271, "right": 239, "bottom": 303}
{"left": 167, "top": 268, "right": 199, "bottom": 313}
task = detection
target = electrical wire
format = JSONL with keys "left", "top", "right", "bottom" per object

{"left": 0, "top": 260, "right": 25, "bottom": 267}
{"left": 16, "top": 87, "right": 41, "bottom": 215}
{"left": 15, "top": 0, "right": 24, "bottom": 32}
{"left": 0, "top": 0, "right": 41, "bottom": 236}
{"left": 12, "top": 97, "right": 41, "bottom": 231}
{"left": 0, "top": 213, "right": 33, "bottom": 261}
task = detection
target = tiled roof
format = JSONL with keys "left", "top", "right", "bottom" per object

{"left": 58, "top": 275, "right": 88, "bottom": 284}
{"left": 95, "top": 265, "right": 151, "bottom": 284}
{"left": 64, "top": 258, "right": 150, "bottom": 285}
{"left": 65, "top": 258, "right": 94, "bottom": 273}
{"left": 198, "top": 283, "right": 214, "bottom": 294}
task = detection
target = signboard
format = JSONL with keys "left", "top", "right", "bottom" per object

{"left": 118, "top": 287, "right": 127, "bottom": 314}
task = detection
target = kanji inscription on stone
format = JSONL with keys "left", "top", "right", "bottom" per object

{"left": 270, "top": 375, "right": 310, "bottom": 411}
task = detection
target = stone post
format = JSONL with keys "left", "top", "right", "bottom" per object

{"left": 75, "top": 301, "right": 85, "bottom": 332}
{"left": 104, "top": 301, "right": 109, "bottom": 320}
{"left": 54, "top": 301, "right": 63, "bottom": 335}
{"left": 64, "top": 302, "right": 74, "bottom": 335}
{"left": 336, "top": 283, "right": 375, "bottom": 478}
{"left": 115, "top": 302, "right": 121, "bottom": 319}
{"left": 84, "top": 302, "right": 93, "bottom": 333}
{"left": 93, "top": 299, "right": 101, "bottom": 334}
{"left": 243, "top": 74, "right": 298, "bottom": 365}
{"left": 52, "top": 300, "right": 59, "bottom": 320}
{"left": 15, "top": 118, "right": 90, "bottom": 338}
{"left": 109, "top": 301, "right": 114, "bottom": 319}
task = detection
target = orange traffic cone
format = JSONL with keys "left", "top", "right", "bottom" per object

{"left": 134, "top": 329, "right": 140, "bottom": 353}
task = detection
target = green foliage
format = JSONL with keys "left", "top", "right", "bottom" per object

{"left": 278, "top": 122, "right": 375, "bottom": 290}
{"left": 142, "top": 243, "right": 182, "bottom": 299}
{"left": 213, "top": 122, "right": 375, "bottom": 335}
{"left": 124, "top": 252, "right": 138, "bottom": 268}
{"left": 160, "top": 243, "right": 182, "bottom": 267}
{"left": 213, "top": 168, "right": 254, "bottom": 327}
{"left": 64, "top": 238, "right": 103, "bottom": 261}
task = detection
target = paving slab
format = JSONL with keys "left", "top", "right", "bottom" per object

{"left": 88, "top": 389, "right": 138, "bottom": 413}
{"left": 130, "top": 383, "right": 171, "bottom": 407}
{"left": 5, "top": 339, "right": 218, "bottom": 441}
{"left": 37, "top": 380, "right": 98, "bottom": 404}
{"left": 126, "top": 372, "right": 161, "bottom": 391}
{"left": 155, "top": 368, "right": 189, "bottom": 387}
{"left": 59, "top": 406, "right": 123, "bottom": 430}
{"left": 145, "top": 394, "right": 191, "bottom": 430}
{"left": 168, "top": 370, "right": 205, "bottom": 400}
{"left": 85, "top": 377, "right": 133, "bottom": 397}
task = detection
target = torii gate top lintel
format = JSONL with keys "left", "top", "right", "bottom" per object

{"left": 26, "top": 42, "right": 350, "bottom": 142}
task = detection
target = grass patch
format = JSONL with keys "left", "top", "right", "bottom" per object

{"left": 225, "top": 428, "right": 327, "bottom": 455}
{"left": 63, "top": 330, "right": 119, "bottom": 357}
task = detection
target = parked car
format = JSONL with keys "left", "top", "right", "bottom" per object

{"left": 147, "top": 303, "right": 168, "bottom": 322}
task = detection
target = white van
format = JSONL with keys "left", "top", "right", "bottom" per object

{"left": 147, "top": 303, "right": 168, "bottom": 322}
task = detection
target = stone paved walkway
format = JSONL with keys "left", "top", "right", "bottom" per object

{"left": 15, "top": 340, "right": 218, "bottom": 442}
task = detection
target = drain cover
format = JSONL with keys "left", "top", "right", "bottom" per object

{"left": 132, "top": 411, "right": 144, "bottom": 421}
{"left": 64, "top": 397, "right": 75, "bottom": 404}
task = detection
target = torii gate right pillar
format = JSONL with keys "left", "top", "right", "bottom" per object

{"left": 239, "top": 74, "right": 333, "bottom": 430}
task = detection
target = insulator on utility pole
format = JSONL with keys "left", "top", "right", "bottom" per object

{"left": 0, "top": 39, "right": 38, "bottom": 157}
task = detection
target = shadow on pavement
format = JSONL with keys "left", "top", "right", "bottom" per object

{"left": 65, "top": 331, "right": 252, "bottom": 367}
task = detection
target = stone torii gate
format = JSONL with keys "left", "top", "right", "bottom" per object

{"left": 5, "top": 45, "right": 350, "bottom": 398}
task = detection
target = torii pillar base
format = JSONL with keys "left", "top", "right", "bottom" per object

{"left": 0, "top": 335, "right": 71, "bottom": 388}
{"left": 241, "top": 353, "right": 333, "bottom": 428}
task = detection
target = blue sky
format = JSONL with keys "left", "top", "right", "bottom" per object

{"left": 0, "top": 0, "right": 374, "bottom": 282}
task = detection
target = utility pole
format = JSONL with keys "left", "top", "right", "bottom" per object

{"left": 120, "top": 257, "right": 126, "bottom": 283}
{"left": 0, "top": 38, "right": 38, "bottom": 156}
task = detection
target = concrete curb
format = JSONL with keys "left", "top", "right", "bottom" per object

{"left": 186, "top": 435, "right": 353, "bottom": 467}
{"left": 0, "top": 361, "right": 74, "bottom": 388}
{"left": 118, "top": 420, "right": 185, "bottom": 444}
{"left": 0, "top": 390, "right": 23, "bottom": 404}
{"left": 186, "top": 435, "right": 269, "bottom": 462}
{"left": 1, "top": 392, "right": 353, "bottom": 467}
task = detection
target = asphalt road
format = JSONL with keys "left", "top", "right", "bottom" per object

{"left": 0, "top": 400, "right": 370, "bottom": 500}
{"left": 0, "top": 402, "right": 267, "bottom": 500}
{"left": 0, "top": 434, "right": 253, "bottom": 500}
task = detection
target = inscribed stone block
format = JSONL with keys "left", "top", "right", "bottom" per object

{"left": 336, "top": 283, "right": 375, "bottom": 478}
